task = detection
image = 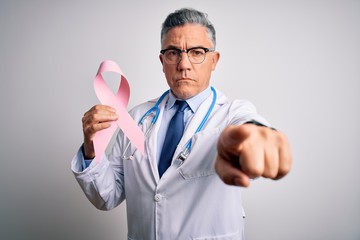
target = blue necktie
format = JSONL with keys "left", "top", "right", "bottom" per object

{"left": 158, "top": 100, "right": 188, "bottom": 177}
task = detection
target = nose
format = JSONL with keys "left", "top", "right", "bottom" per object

{"left": 177, "top": 52, "right": 192, "bottom": 71}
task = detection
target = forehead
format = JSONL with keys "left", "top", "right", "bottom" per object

{"left": 161, "top": 23, "right": 213, "bottom": 48}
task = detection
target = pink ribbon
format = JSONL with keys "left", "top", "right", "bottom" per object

{"left": 93, "top": 60, "right": 144, "bottom": 162}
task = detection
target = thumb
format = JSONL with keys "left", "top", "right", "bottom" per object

{"left": 215, "top": 153, "right": 251, "bottom": 187}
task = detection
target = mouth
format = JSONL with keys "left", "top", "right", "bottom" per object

{"left": 176, "top": 77, "right": 193, "bottom": 82}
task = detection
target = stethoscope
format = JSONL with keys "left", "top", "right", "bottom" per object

{"left": 122, "top": 86, "right": 217, "bottom": 161}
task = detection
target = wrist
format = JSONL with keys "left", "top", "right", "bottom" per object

{"left": 82, "top": 141, "right": 95, "bottom": 160}
{"left": 244, "top": 120, "right": 276, "bottom": 131}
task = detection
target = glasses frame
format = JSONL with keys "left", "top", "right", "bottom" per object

{"left": 160, "top": 47, "right": 215, "bottom": 64}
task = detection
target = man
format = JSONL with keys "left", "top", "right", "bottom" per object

{"left": 72, "top": 8, "right": 292, "bottom": 239}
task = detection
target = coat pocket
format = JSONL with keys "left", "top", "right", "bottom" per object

{"left": 179, "top": 127, "right": 221, "bottom": 180}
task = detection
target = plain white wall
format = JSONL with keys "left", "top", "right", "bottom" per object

{"left": 1, "top": 1, "right": 359, "bottom": 239}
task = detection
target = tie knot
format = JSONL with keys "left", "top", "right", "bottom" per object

{"left": 175, "top": 100, "right": 188, "bottom": 112}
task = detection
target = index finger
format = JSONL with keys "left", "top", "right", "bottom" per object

{"left": 218, "top": 125, "right": 253, "bottom": 157}
{"left": 90, "top": 104, "right": 116, "bottom": 113}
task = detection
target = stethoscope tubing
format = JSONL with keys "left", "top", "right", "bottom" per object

{"left": 123, "top": 87, "right": 216, "bottom": 160}
{"left": 138, "top": 90, "right": 170, "bottom": 125}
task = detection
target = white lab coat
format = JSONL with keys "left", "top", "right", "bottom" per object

{"left": 72, "top": 88, "right": 269, "bottom": 240}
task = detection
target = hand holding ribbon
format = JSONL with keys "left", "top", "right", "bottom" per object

{"left": 92, "top": 60, "right": 144, "bottom": 162}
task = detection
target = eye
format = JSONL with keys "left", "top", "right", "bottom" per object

{"left": 190, "top": 48, "right": 205, "bottom": 56}
{"left": 166, "top": 49, "right": 180, "bottom": 57}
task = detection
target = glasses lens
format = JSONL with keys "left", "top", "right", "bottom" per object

{"left": 188, "top": 48, "right": 206, "bottom": 64}
{"left": 164, "top": 49, "right": 180, "bottom": 64}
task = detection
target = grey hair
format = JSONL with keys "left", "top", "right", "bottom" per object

{"left": 161, "top": 8, "right": 216, "bottom": 47}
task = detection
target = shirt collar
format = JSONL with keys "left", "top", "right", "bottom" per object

{"left": 166, "top": 87, "right": 212, "bottom": 113}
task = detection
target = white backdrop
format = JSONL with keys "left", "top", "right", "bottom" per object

{"left": 1, "top": 1, "right": 359, "bottom": 239}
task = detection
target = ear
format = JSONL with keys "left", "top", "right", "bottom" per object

{"left": 211, "top": 51, "right": 220, "bottom": 71}
{"left": 159, "top": 54, "right": 164, "bottom": 64}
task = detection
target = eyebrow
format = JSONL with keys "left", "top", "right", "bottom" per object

{"left": 163, "top": 45, "right": 180, "bottom": 49}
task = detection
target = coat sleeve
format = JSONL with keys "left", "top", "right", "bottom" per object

{"left": 71, "top": 134, "right": 126, "bottom": 211}
{"left": 228, "top": 99, "right": 271, "bottom": 127}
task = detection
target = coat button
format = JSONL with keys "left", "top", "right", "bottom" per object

{"left": 154, "top": 194, "right": 162, "bottom": 202}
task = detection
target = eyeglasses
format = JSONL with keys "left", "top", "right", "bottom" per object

{"left": 160, "top": 47, "right": 215, "bottom": 64}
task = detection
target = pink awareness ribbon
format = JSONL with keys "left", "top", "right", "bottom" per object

{"left": 93, "top": 60, "right": 144, "bottom": 162}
